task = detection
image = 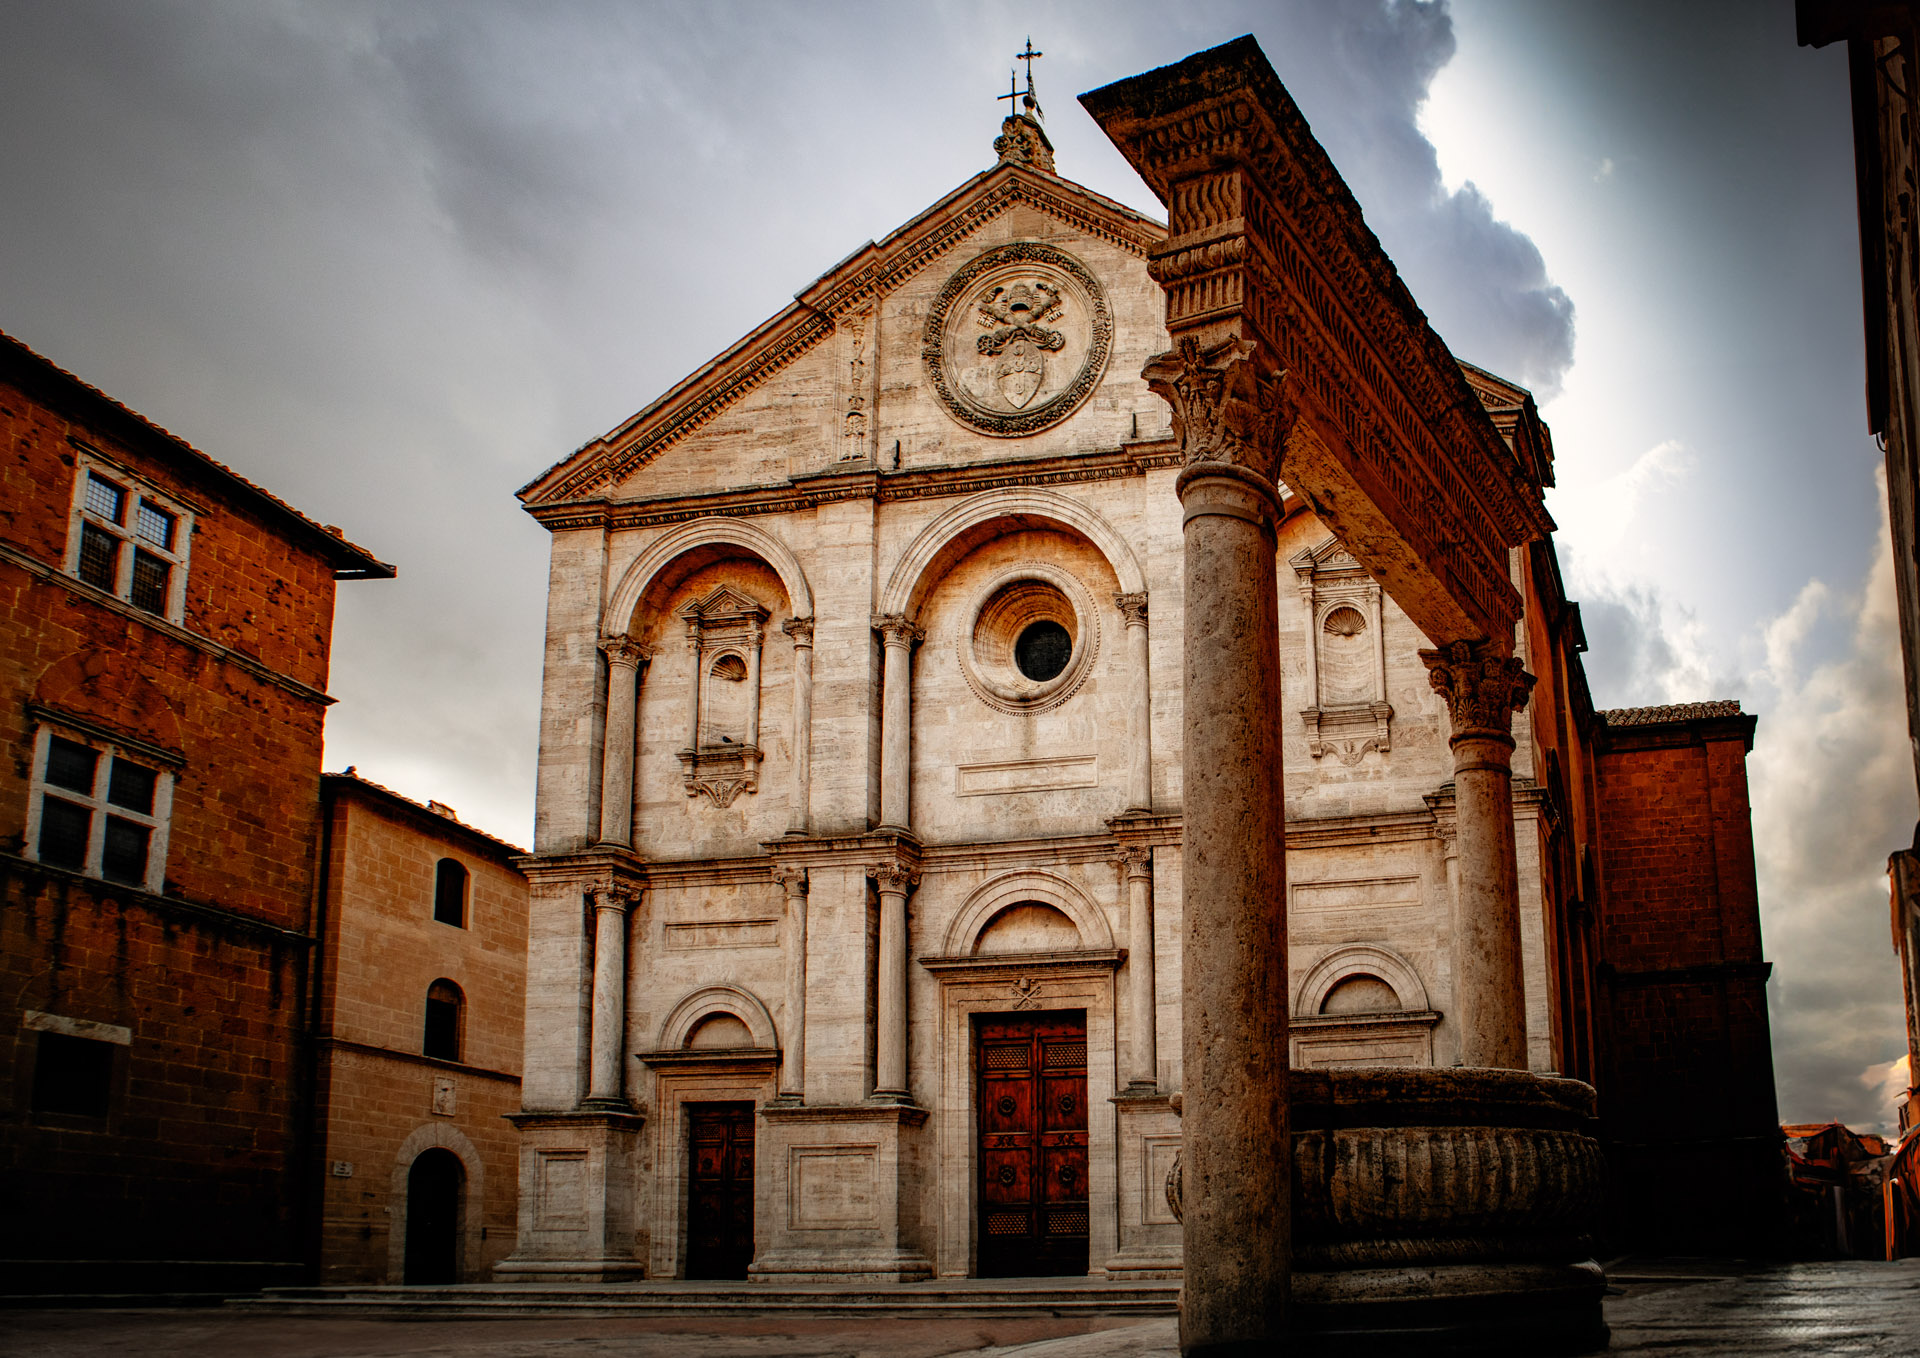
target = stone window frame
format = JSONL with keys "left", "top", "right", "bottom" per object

{"left": 65, "top": 448, "right": 195, "bottom": 625}
{"left": 21, "top": 721, "right": 177, "bottom": 895}
{"left": 1290, "top": 537, "right": 1393, "bottom": 764}
{"left": 675, "top": 584, "right": 770, "bottom": 807}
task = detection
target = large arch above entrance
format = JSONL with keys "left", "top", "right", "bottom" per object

{"left": 386, "top": 1122, "right": 484, "bottom": 1284}
{"left": 941, "top": 870, "right": 1118, "bottom": 957}
{"left": 653, "top": 983, "right": 780, "bottom": 1053}
{"left": 877, "top": 488, "right": 1146, "bottom": 622}
{"left": 604, "top": 517, "right": 814, "bottom": 637}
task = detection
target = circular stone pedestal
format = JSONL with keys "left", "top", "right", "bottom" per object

{"left": 1289, "top": 1068, "right": 1608, "bottom": 1355}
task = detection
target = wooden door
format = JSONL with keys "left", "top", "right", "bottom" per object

{"left": 977, "top": 1011, "right": 1089, "bottom": 1276}
{"left": 685, "top": 1102, "right": 755, "bottom": 1279}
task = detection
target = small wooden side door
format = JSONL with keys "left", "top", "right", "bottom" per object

{"left": 685, "top": 1101, "right": 755, "bottom": 1279}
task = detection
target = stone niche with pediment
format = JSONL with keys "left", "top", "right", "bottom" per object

{"left": 676, "top": 584, "right": 770, "bottom": 807}
{"left": 1291, "top": 537, "right": 1393, "bottom": 765}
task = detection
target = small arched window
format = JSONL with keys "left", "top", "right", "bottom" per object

{"left": 424, "top": 979, "right": 464, "bottom": 1061}
{"left": 433, "top": 859, "right": 468, "bottom": 928}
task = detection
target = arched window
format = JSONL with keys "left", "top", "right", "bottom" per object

{"left": 433, "top": 859, "right": 467, "bottom": 927}
{"left": 424, "top": 979, "right": 463, "bottom": 1061}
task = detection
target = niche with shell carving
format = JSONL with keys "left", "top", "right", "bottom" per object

{"left": 676, "top": 585, "right": 768, "bottom": 807}
{"left": 1291, "top": 538, "right": 1393, "bottom": 765}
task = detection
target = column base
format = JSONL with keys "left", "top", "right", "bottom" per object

{"left": 1292, "top": 1260, "right": 1608, "bottom": 1357}
{"left": 496, "top": 1110, "right": 648, "bottom": 1282}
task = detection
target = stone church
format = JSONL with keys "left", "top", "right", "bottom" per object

{"left": 499, "top": 105, "right": 1778, "bottom": 1283}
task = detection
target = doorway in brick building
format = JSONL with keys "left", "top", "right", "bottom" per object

{"left": 403, "top": 1148, "right": 464, "bottom": 1283}
{"left": 686, "top": 1102, "right": 755, "bottom": 1279}
{"left": 976, "top": 1011, "right": 1089, "bottom": 1277}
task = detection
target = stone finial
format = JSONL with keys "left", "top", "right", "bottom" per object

{"left": 1142, "top": 335, "right": 1298, "bottom": 483}
{"left": 1418, "top": 640, "right": 1535, "bottom": 742}
{"left": 994, "top": 114, "right": 1056, "bottom": 174}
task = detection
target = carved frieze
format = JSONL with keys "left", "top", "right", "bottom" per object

{"left": 923, "top": 241, "right": 1112, "bottom": 438}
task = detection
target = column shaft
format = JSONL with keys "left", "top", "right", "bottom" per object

{"left": 869, "top": 866, "right": 916, "bottom": 1099}
{"left": 874, "top": 617, "right": 920, "bottom": 830}
{"left": 597, "top": 640, "right": 647, "bottom": 846}
{"left": 1123, "top": 851, "right": 1157, "bottom": 1089}
{"left": 775, "top": 868, "right": 808, "bottom": 1100}
{"left": 585, "top": 892, "right": 633, "bottom": 1106}
{"left": 784, "top": 618, "right": 815, "bottom": 835}
{"left": 1118, "top": 594, "right": 1153, "bottom": 812}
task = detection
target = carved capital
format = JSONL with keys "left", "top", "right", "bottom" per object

{"left": 593, "top": 883, "right": 642, "bottom": 912}
{"left": 1111, "top": 845, "right": 1153, "bottom": 879}
{"left": 782, "top": 616, "right": 816, "bottom": 646}
{"left": 1141, "top": 335, "right": 1298, "bottom": 482}
{"left": 1418, "top": 640, "right": 1534, "bottom": 742}
{"left": 599, "top": 635, "right": 654, "bottom": 670}
{"left": 1113, "top": 591, "right": 1149, "bottom": 627}
{"left": 866, "top": 860, "right": 921, "bottom": 894}
{"left": 771, "top": 864, "right": 808, "bottom": 897}
{"left": 871, "top": 613, "right": 925, "bottom": 648}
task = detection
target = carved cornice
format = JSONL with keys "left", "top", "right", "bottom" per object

{"left": 1142, "top": 335, "right": 1298, "bottom": 483}
{"left": 1114, "top": 591, "right": 1149, "bottom": 626}
{"left": 1419, "top": 639, "right": 1535, "bottom": 742}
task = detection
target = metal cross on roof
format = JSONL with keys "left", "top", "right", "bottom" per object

{"left": 996, "top": 68, "right": 1020, "bottom": 118}
{"left": 1016, "top": 37, "right": 1044, "bottom": 119}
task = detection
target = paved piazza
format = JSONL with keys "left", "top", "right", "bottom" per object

{"left": 4, "top": 1260, "right": 1916, "bottom": 1357}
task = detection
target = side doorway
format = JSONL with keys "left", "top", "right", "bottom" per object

{"left": 976, "top": 1011, "right": 1089, "bottom": 1276}
{"left": 685, "top": 1101, "right": 755, "bottom": 1279}
{"left": 403, "top": 1147, "right": 464, "bottom": 1284}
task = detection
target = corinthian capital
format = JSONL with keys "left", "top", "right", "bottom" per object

{"left": 782, "top": 616, "right": 816, "bottom": 645}
{"left": 599, "top": 634, "right": 654, "bottom": 669}
{"left": 871, "top": 614, "right": 925, "bottom": 647}
{"left": 1418, "top": 640, "right": 1535, "bottom": 742}
{"left": 1114, "top": 592, "right": 1149, "bottom": 627}
{"left": 866, "top": 860, "right": 921, "bottom": 894}
{"left": 1142, "top": 335, "right": 1299, "bottom": 483}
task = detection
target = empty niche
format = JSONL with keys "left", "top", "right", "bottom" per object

{"left": 973, "top": 902, "right": 1080, "bottom": 955}
{"left": 1290, "top": 538, "right": 1393, "bottom": 764}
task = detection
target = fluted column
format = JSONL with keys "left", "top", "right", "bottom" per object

{"left": 1116, "top": 846, "right": 1158, "bottom": 1089}
{"left": 783, "top": 617, "right": 815, "bottom": 836}
{"left": 1116, "top": 592, "right": 1153, "bottom": 812}
{"left": 1144, "top": 332, "right": 1298, "bottom": 1350}
{"left": 773, "top": 865, "right": 808, "bottom": 1101}
{"left": 873, "top": 615, "right": 923, "bottom": 830}
{"left": 867, "top": 860, "right": 919, "bottom": 1101}
{"left": 596, "top": 638, "right": 651, "bottom": 847}
{"left": 1420, "top": 639, "right": 1535, "bottom": 1071}
{"left": 583, "top": 887, "right": 638, "bottom": 1107}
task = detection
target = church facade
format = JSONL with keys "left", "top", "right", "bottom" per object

{"left": 501, "top": 114, "right": 1777, "bottom": 1282}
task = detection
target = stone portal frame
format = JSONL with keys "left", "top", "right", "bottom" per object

{"left": 641, "top": 1057, "right": 779, "bottom": 1279}
{"left": 387, "top": 1122, "right": 485, "bottom": 1284}
{"left": 921, "top": 869, "right": 1124, "bottom": 1277}
{"left": 941, "top": 870, "right": 1118, "bottom": 957}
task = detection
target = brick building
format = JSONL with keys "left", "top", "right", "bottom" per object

{"left": 0, "top": 331, "right": 390, "bottom": 1292}
{"left": 310, "top": 771, "right": 528, "bottom": 1284}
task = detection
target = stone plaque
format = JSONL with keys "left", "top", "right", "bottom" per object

{"left": 923, "top": 241, "right": 1111, "bottom": 437}
{"left": 789, "top": 1145, "right": 879, "bottom": 1229}
{"left": 432, "top": 1077, "right": 456, "bottom": 1116}
{"left": 536, "top": 1151, "right": 587, "bottom": 1230}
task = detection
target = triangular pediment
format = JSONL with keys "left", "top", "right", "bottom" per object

{"left": 679, "top": 584, "right": 769, "bottom": 622}
{"left": 1291, "top": 536, "right": 1366, "bottom": 577}
{"left": 518, "top": 162, "right": 1166, "bottom": 510}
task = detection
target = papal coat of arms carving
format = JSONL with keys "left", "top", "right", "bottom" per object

{"left": 924, "top": 241, "right": 1112, "bottom": 437}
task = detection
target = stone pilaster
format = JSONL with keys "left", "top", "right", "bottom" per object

{"left": 783, "top": 616, "right": 815, "bottom": 835}
{"left": 866, "top": 856, "right": 921, "bottom": 1103}
{"left": 1419, "top": 639, "right": 1535, "bottom": 1071}
{"left": 1113, "top": 845, "right": 1158, "bottom": 1090}
{"left": 773, "top": 864, "right": 809, "bottom": 1102}
{"left": 1144, "top": 331, "right": 1299, "bottom": 1351}
{"left": 595, "top": 637, "right": 651, "bottom": 847}
{"left": 1116, "top": 591, "right": 1153, "bottom": 812}
{"left": 872, "top": 615, "right": 923, "bottom": 831}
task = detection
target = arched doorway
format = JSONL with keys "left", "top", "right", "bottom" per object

{"left": 403, "top": 1148, "right": 464, "bottom": 1284}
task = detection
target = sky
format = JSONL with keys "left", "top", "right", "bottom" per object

{"left": 0, "top": 0, "right": 1909, "bottom": 1133}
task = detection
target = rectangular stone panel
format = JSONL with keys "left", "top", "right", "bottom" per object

{"left": 1291, "top": 876, "right": 1421, "bottom": 913}
{"left": 788, "top": 1144, "right": 879, "bottom": 1229}
{"left": 1143, "top": 1136, "right": 1181, "bottom": 1226}
{"left": 663, "top": 918, "right": 780, "bottom": 950}
{"left": 536, "top": 1151, "right": 587, "bottom": 1230}
{"left": 955, "top": 755, "right": 1098, "bottom": 797}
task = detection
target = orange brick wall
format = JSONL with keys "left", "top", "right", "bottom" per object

{"left": 312, "top": 780, "right": 528, "bottom": 1283}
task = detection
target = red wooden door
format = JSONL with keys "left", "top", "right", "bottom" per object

{"left": 977, "top": 1011, "right": 1089, "bottom": 1276}
{"left": 686, "top": 1102, "right": 755, "bottom": 1279}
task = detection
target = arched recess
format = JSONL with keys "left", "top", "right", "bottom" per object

{"left": 1295, "top": 943, "right": 1431, "bottom": 1016}
{"left": 942, "top": 870, "right": 1117, "bottom": 957}
{"left": 877, "top": 488, "right": 1146, "bottom": 621}
{"left": 385, "top": 1121, "right": 485, "bottom": 1284}
{"left": 603, "top": 517, "right": 814, "bottom": 638}
{"left": 655, "top": 983, "right": 779, "bottom": 1052}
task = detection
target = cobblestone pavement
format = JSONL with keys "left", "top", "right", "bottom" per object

{"left": 4, "top": 1259, "right": 1917, "bottom": 1356}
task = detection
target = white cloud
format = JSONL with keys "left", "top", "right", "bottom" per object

{"left": 1861, "top": 1054, "right": 1912, "bottom": 1138}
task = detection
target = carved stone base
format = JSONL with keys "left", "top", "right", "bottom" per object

{"left": 495, "top": 1111, "right": 648, "bottom": 1283}
{"left": 746, "top": 1103, "right": 934, "bottom": 1283}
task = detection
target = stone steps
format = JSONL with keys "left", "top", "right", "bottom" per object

{"left": 233, "top": 1279, "right": 1180, "bottom": 1319}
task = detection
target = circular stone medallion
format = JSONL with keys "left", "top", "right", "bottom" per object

{"left": 923, "top": 242, "right": 1112, "bottom": 437}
